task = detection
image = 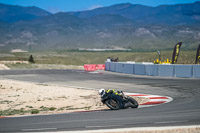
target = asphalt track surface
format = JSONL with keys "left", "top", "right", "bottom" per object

{"left": 0, "top": 69, "right": 200, "bottom": 132}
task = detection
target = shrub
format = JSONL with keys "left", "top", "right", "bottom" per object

{"left": 31, "top": 109, "right": 39, "bottom": 114}
{"left": 28, "top": 55, "right": 35, "bottom": 63}
{"left": 49, "top": 107, "right": 56, "bottom": 111}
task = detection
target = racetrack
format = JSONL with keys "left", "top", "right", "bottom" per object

{"left": 0, "top": 69, "right": 200, "bottom": 132}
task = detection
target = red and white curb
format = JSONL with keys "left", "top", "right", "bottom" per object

{"left": 125, "top": 92, "right": 173, "bottom": 108}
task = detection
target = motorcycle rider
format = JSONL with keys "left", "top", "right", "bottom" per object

{"left": 99, "top": 88, "right": 125, "bottom": 109}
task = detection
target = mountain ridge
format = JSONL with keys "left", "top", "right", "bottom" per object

{"left": 0, "top": 2, "right": 200, "bottom": 51}
{"left": 69, "top": 1, "right": 200, "bottom": 25}
{"left": 0, "top": 3, "right": 51, "bottom": 23}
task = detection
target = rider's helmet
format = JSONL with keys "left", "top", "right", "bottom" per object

{"left": 99, "top": 88, "right": 105, "bottom": 96}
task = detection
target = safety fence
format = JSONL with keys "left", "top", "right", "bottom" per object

{"left": 105, "top": 62, "right": 200, "bottom": 78}
{"left": 84, "top": 64, "right": 105, "bottom": 71}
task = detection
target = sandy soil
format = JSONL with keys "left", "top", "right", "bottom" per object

{"left": 0, "top": 61, "right": 28, "bottom": 64}
{"left": 0, "top": 61, "right": 28, "bottom": 70}
{"left": 0, "top": 61, "right": 84, "bottom": 70}
{"left": 0, "top": 64, "right": 10, "bottom": 70}
{"left": 0, "top": 79, "right": 149, "bottom": 116}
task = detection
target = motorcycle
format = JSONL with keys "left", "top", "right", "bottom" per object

{"left": 101, "top": 91, "right": 138, "bottom": 110}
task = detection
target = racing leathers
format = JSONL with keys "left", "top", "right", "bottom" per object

{"left": 102, "top": 89, "right": 125, "bottom": 109}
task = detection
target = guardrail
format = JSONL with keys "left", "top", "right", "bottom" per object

{"left": 105, "top": 62, "right": 200, "bottom": 78}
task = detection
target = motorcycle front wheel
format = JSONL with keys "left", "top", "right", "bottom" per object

{"left": 105, "top": 99, "right": 120, "bottom": 110}
{"left": 128, "top": 97, "right": 139, "bottom": 108}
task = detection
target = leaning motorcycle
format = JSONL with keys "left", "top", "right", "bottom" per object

{"left": 101, "top": 91, "right": 138, "bottom": 110}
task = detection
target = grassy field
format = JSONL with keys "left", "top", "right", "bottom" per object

{"left": 0, "top": 50, "right": 197, "bottom": 69}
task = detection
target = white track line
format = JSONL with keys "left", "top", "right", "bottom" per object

{"left": 21, "top": 127, "right": 57, "bottom": 131}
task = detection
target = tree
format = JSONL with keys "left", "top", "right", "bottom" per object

{"left": 28, "top": 55, "right": 35, "bottom": 63}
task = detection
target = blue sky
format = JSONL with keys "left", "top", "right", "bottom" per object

{"left": 0, "top": 0, "right": 199, "bottom": 13}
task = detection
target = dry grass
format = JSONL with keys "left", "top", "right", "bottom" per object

{"left": 0, "top": 51, "right": 197, "bottom": 69}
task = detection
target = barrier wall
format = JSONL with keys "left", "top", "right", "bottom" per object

{"left": 146, "top": 65, "right": 158, "bottom": 76}
{"left": 175, "top": 65, "right": 193, "bottom": 78}
{"left": 193, "top": 65, "right": 200, "bottom": 78}
{"left": 134, "top": 64, "right": 146, "bottom": 75}
{"left": 158, "top": 65, "right": 174, "bottom": 77}
{"left": 84, "top": 64, "right": 105, "bottom": 71}
{"left": 105, "top": 62, "right": 200, "bottom": 78}
{"left": 116, "top": 63, "right": 123, "bottom": 73}
{"left": 115, "top": 63, "right": 135, "bottom": 74}
{"left": 110, "top": 62, "right": 116, "bottom": 72}
{"left": 123, "top": 64, "right": 134, "bottom": 74}
{"left": 105, "top": 62, "right": 110, "bottom": 71}
{"left": 84, "top": 64, "right": 96, "bottom": 71}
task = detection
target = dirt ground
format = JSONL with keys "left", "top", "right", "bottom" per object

{"left": 0, "top": 64, "right": 10, "bottom": 70}
{"left": 0, "top": 79, "right": 148, "bottom": 116}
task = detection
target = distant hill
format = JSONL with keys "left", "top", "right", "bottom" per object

{"left": 0, "top": 2, "right": 200, "bottom": 52}
{"left": 0, "top": 3, "right": 51, "bottom": 23}
{"left": 69, "top": 2, "right": 200, "bottom": 25}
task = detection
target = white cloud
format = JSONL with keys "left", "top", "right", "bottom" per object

{"left": 47, "top": 7, "right": 63, "bottom": 14}
{"left": 88, "top": 5, "right": 103, "bottom": 10}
